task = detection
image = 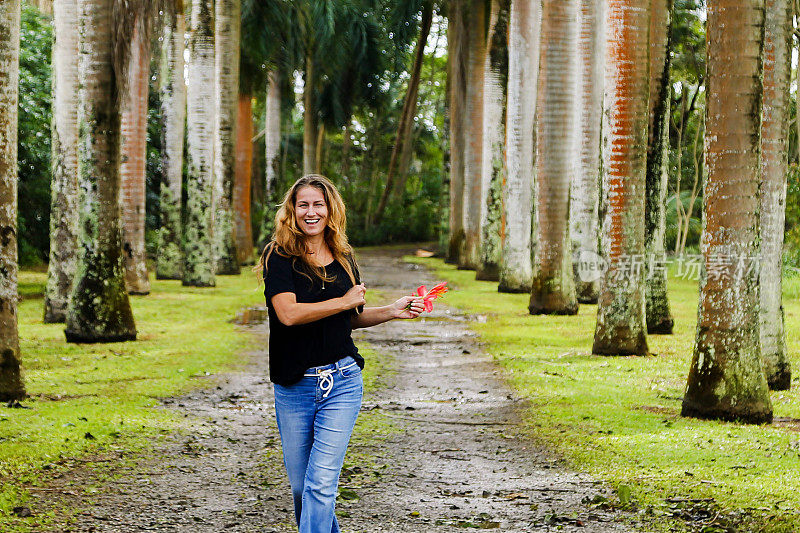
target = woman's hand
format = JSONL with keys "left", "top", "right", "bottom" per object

{"left": 391, "top": 296, "right": 425, "bottom": 319}
{"left": 342, "top": 283, "right": 367, "bottom": 310}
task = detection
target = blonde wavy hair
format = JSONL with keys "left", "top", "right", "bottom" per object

{"left": 255, "top": 175, "right": 357, "bottom": 286}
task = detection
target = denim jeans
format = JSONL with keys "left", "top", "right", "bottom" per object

{"left": 273, "top": 356, "right": 363, "bottom": 533}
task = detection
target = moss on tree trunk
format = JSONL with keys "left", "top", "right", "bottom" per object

{"left": 681, "top": 0, "right": 772, "bottom": 424}
{"left": 0, "top": 0, "right": 25, "bottom": 400}
{"left": 65, "top": 0, "right": 136, "bottom": 343}
{"left": 644, "top": 0, "right": 674, "bottom": 335}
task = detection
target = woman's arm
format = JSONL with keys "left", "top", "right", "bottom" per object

{"left": 271, "top": 284, "right": 366, "bottom": 326}
{"left": 351, "top": 296, "right": 425, "bottom": 329}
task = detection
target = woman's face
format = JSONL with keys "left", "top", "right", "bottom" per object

{"left": 295, "top": 185, "right": 329, "bottom": 237}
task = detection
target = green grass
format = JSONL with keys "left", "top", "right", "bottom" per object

{"left": 406, "top": 256, "right": 800, "bottom": 532}
{"left": 4, "top": 269, "right": 265, "bottom": 531}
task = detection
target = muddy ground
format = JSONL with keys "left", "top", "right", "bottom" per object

{"left": 30, "top": 247, "right": 636, "bottom": 532}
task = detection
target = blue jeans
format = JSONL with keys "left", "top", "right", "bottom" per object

{"left": 273, "top": 356, "right": 363, "bottom": 533}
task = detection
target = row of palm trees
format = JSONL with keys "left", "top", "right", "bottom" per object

{"left": 0, "top": 0, "right": 252, "bottom": 400}
{"left": 446, "top": 0, "right": 792, "bottom": 423}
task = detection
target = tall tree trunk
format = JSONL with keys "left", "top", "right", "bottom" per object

{"left": 260, "top": 69, "right": 281, "bottom": 245}
{"left": 119, "top": 22, "right": 151, "bottom": 295}
{"left": 459, "top": 0, "right": 487, "bottom": 270}
{"left": 234, "top": 93, "right": 254, "bottom": 264}
{"left": 373, "top": 2, "right": 434, "bottom": 224}
{"left": 44, "top": 0, "right": 80, "bottom": 322}
{"left": 213, "top": 0, "right": 241, "bottom": 275}
{"left": 264, "top": 70, "right": 281, "bottom": 198}
{"left": 592, "top": 0, "right": 650, "bottom": 354}
{"left": 476, "top": 0, "right": 508, "bottom": 282}
{"left": 65, "top": 0, "right": 136, "bottom": 342}
{"left": 644, "top": 0, "right": 674, "bottom": 334}
{"left": 570, "top": 0, "right": 603, "bottom": 304}
{"left": 184, "top": 0, "right": 216, "bottom": 287}
{"left": 156, "top": 0, "right": 186, "bottom": 281}
{"left": 314, "top": 122, "right": 325, "bottom": 174}
{"left": 529, "top": 0, "right": 579, "bottom": 315}
{"left": 303, "top": 53, "right": 317, "bottom": 175}
{"left": 0, "top": 0, "right": 25, "bottom": 400}
{"left": 760, "top": 0, "right": 792, "bottom": 390}
{"left": 447, "top": 0, "right": 468, "bottom": 263}
{"left": 681, "top": 0, "right": 772, "bottom": 424}
{"left": 499, "top": 0, "right": 541, "bottom": 293}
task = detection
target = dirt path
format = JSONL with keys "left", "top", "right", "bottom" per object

{"left": 39, "top": 247, "right": 633, "bottom": 532}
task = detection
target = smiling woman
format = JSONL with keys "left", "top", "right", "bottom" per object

{"left": 253, "top": 174, "right": 425, "bottom": 533}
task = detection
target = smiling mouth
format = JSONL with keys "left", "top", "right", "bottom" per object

{"left": 304, "top": 219, "right": 321, "bottom": 226}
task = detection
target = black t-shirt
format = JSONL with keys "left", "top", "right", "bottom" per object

{"left": 263, "top": 247, "right": 364, "bottom": 385}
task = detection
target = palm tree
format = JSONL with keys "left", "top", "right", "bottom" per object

{"left": 459, "top": 0, "right": 487, "bottom": 270}
{"left": 120, "top": 21, "right": 152, "bottom": 295}
{"left": 447, "top": 0, "right": 467, "bottom": 263}
{"left": 156, "top": 0, "right": 186, "bottom": 280}
{"left": 184, "top": 0, "right": 216, "bottom": 287}
{"left": 591, "top": 0, "right": 649, "bottom": 354}
{"left": 644, "top": 0, "right": 674, "bottom": 334}
{"left": 65, "top": 0, "right": 137, "bottom": 342}
{"left": 681, "top": 0, "right": 772, "bottom": 423}
{"left": 44, "top": 0, "right": 79, "bottom": 322}
{"left": 569, "top": 0, "right": 603, "bottom": 304}
{"left": 213, "top": 0, "right": 241, "bottom": 275}
{"left": 759, "top": 0, "right": 792, "bottom": 390}
{"left": 529, "top": 0, "right": 579, "bottom": 315}
{"left": 499, "top": 0, "right": 540, "bottom": 293}
{"left": 0, "top": 0, "right": 25, "bottom": 400}
{"left": 476, "top": 0, "right": 509, "bottom": 282}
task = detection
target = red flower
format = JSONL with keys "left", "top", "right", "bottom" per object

{"left": 411, "top": 281, "right": 449, "bottom": 313}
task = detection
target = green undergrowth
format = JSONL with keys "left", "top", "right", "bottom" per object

{"left": 405, "top": 256, "right": 800, "bottom": 532}
{"left": 4, "top": 269, "right": 264, "bottom": 531}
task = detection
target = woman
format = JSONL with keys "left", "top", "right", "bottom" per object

{"left": 257, "top": 175, "right": 425, "bottom": 532}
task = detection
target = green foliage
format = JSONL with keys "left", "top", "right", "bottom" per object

{"left": 665, "top": 190, "right": 702, "bottom": 252}
{"left": 17, "top": 5, "right": 53, "bottom": 266}
{"left": 408, "top": 254, "right": 800, "bottom": 532}
{"left": 784, "top": 164, "right": 800, "bottom": 270}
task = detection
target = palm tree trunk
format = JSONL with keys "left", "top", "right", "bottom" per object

{"left": 681, "top": 0, "right": 772, "bottom": 424}
{"left": 760, "top": 0, "right": 792, "bottom": 390}
{"left": 476, "top": 0, "right": 509, "bottom": 282}
{"left": 459, "top": 0, "right": 487, "bottom": 270}
{"left": 373, "top": 2, "right": 434, "bottom": 224}
{"left": 0, "top": 0, "right": 25, "bottom": 400}
{"left": 184, "top": 0, "right": 216, "bottom": 287}
{"left": 119, "top": 22, "right": 151, "bottom": 295}
{"left": 529, "top": 0, "right": 579, "bottom": 315}
{"left": 156, "top": 0, "right": 186, "bottom": 281}
{"left": 644, "top": 0, "right": 674, "bottom": 334}
{"left": 234, "top": 93, "right": 254, "bottom": 264}
{"left": 213, "top": 0, "right": 241, "bottom": 275}
{"left": 65, "top": 0, "right": 136, "bottom": 342}
{"left": 259, "top": 69, "right": 281, "bottom": 246}
{"left": 303, "top": 53, "right": 317, "bottom": 175}
{"left": 447, "top": 0, "right": 467, "bottom": 263}
{"left": 264, "top": 70, "right": 281, "bottom": 202}
{"left": 499, "top": 0, "right": 540, "bottom": 293}
{"left": 592, "top": 0, "right": 650, "bottom": 354}
{"left": 570, "top": 0, "right": 603, "bottom": 304}
{"left": 44, "top": 0, "right": 80, "bottom": 322}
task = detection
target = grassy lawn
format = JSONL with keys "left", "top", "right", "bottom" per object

{"left": 2, "top": 269, "right": 265, "bottom": 530}
{"left": 406, "top": 256, "right": 800, "bottom": 532}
